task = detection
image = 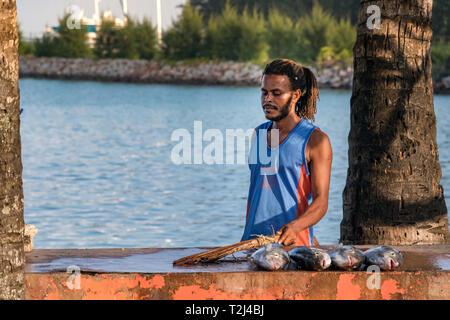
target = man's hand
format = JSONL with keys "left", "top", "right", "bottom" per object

{"left": 276, "top": 221, "right": 302, "bottom": 246}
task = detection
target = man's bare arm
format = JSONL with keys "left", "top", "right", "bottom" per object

{"left": 277, "top": 129, "right": 333, "bottom": 246}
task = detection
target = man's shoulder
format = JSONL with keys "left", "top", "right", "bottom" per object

{"left": 307, "top": 129, "right": 332, "bottom": 158}
{"left": 309, "top": 127, "right": 329, "bottom": 144}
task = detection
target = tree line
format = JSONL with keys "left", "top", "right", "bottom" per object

{"left": 19, "top": 14, "right": 157, "bottom": 61}
{"left": 19, "top": 0, "right": 449, "bottom": 78}
{"left": 190, "top": 0, "right": 449, "bottom": 41}
{"left": 19, "top": 2, "right": 355, "bottom": 66}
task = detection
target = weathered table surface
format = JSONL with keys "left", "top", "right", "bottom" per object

{"left": 24, "top": 245, "right": 450, "bottom": 299}
{"left": 25, "top": 245, "right": 450, "bottom": 274}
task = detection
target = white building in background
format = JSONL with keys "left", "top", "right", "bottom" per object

{"left": 18, "top": 0, "right": 183, "bottom": 43}
{"left": 44, "top": 0, "right": 149, "bottom": 48}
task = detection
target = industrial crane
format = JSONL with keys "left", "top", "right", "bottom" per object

{"left": 119, "top": 0, "right": 128, "bottom": 17}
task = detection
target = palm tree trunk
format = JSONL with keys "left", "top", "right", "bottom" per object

{"left": 341, "top": 0, "right": 449, "bottom": 244}
{"left": 0, "top": 0, "right": 25, "bottom": 299}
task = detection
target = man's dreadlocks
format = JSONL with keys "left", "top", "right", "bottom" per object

{"left": 263, "top": 59, "right": 320, "bottom": 121}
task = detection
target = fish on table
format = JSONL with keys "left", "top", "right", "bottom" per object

{"left": 248, "top": 243, "right": 404, "bottom": 272}
{"left": 327, "top": 244, "right": 366, "bottom": 271}
{"left": 362, "top": 245, "right": 404, "bottom": 271}
{"left": 288, "top": 246, "right": 331, "bottom": 271}
{"left": 250, "top": 243, "right": 290, "bottom": 271}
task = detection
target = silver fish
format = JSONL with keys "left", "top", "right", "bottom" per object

{"left": 328, "top": 244, "right": 366, "bottom": 270}
{"left": 288, "top": 247, "right": 331, "bottom": 271}
{"left": 363, "top": 246, "right": 404, "bottom": 271}
{"left": 250, "top": 243, "right": 290, "bottom": 271}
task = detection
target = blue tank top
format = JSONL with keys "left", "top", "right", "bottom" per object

{"left": 241, "top": 119, "right": 318, "bottom": 246}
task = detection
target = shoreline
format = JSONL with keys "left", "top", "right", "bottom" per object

{"left": 19, "top": 57, "right": 450, "bottom": 93}
{"left": 18, "top": 57, "right": 352, "bottom": 89}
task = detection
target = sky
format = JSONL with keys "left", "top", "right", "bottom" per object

{"left": 17, "top": 0, "right": 187, "bottom": 38}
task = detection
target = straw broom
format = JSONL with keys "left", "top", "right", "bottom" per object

{"left": 173, "top": 234, "right": 280, "bottom": 265}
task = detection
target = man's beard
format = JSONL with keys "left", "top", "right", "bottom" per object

{"left": 264, "top": 94, "right": 293, "bottom": 122}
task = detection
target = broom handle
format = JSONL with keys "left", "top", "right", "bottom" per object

{"left": 173, "top": 234, "right": 280, "bottom": 265}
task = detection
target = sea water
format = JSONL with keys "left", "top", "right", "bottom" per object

{"left": 19, "top": 79, "right": 450, "bottom": 248}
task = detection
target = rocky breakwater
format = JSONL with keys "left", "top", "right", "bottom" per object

{"left": 435, "top": 76, "right": 450, "bottom": 94}
{"left": 19, "top": 57, "right": 262, "bottom": 86}
{"left": 19, "top": 57, "right": 355, "bottom": 89}
{"left": 314, "top": 64, "right": 353, "bottom": 89}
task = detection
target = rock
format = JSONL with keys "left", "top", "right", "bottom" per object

{"left": 442, "top": 76, "right": 450, "bottom": 89}
{"left": 434, "top": 75, "right": 450, "bottom": 94}
{"left": 24, "top": 224, "right": 38, "bottom": 252}
{"left": 18, "top": 57, "right": 363, "bottom": 89}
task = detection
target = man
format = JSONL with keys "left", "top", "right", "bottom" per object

{"left": 241, "top": 59, "right": 332, "bottom": 246}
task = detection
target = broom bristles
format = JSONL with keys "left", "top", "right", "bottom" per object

{"left": 173, "top": 235, "right": 280, "bottom": 265}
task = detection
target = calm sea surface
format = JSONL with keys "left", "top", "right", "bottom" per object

{"left": 19, "top": 79, "right": 450, "bottom": 248}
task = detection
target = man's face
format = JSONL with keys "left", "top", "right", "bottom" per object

{"left": 261, "top": 74, "right": 297, "bottom": 122}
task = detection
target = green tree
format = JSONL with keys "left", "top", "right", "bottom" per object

{"left": 205, "top": 2, "right": 267, "bottom": 62}
{"left": 191, "top": 0, "right": 316, "bottom": 24}
{"left": 94, "top": 17, "right": 138, "bottom": 59}
{"left": 204, "top": 2, "right": 242, "bottom": 60}
{"left": 34, "top": 33, "right": 59, "bottom": 57}
{"left": 162, "top": 2, "right": 204, "bottom": 60}
{"left": 317, "top": 17, "right": 356, "bottom": 63}
{"left": 238, "top": 7, "right": 267, "bottom": 62}
{"left": 135, "top": 17, "right": 158, "bottom": 60}
{"left": 54, "top": 13, "right": 92, "bottom": 58}
{"left": 432, "top": 0, "right": 449, "bottom": 42}
{"left": 191, "top": 0, "right": 447, "bottom": 41}
{"left": 94, "top": 17, "right": 118, "bottom": 58}
{"left": 431, "top": 40, "right": 450, "bottom": 78}
{"left": 115, "top": 17, "right": 139, "bottom": 59}
{"left": 294, "top": 2, "right": 335, "bottom": 63}
{"left": 329, "top": 18, "right": 356, "bottom": 59}
{"left": 266, "top": 8, "right": 296, "bottom": 59}
{"left": 317, "top": 0, "right": 358, "bottom": 23}
{"left": 191, "top": 0, "right": 360, "bottom": 25}
{"left": 34, "top": 13, "right": 92, "bottom": 58}
{"left": 191, "top": 0, "right": 246, "bottom": 21}
{"left": 203, "top": 15, "right": 219, "bottom": 59}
